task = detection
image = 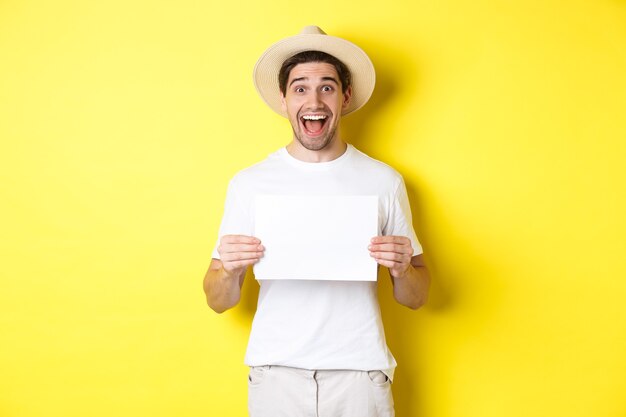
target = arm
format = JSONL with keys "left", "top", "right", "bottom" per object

{"left": 369, "top": 236, "right": 430, "bottom": 309}
{"left": 203, "top": 235, "right": 264, "bottom": 313}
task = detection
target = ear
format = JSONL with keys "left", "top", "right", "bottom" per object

{"left": 280, "top": 93, "right": 287, "bottom": 113}
{"left": 342, "top": 86, "right": 352, "bottom": 110}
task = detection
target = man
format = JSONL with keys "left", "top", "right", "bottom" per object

{"left": 203, "top": 26, "right": 430, "bottom": 417}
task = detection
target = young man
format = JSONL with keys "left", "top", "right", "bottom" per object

{"left": 203, "top": 26, "right": 430, "bottom": 417}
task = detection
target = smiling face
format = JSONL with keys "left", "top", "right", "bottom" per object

{"left": 280, "top": 62, "right": 352, "bottom": 156}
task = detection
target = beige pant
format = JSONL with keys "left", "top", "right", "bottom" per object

{"left": 248, "top": 365, "right": 395, "bottom": 417}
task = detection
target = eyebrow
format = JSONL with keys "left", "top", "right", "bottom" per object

{"left": 288, "top": 76, "right": 340, "bottom": 88}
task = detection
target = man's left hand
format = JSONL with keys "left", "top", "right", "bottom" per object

{"left": 369, "top": 236, "right": 414, "bottom": 278}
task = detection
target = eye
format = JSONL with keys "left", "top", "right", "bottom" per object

{"left": 294, "top": 86, "right": 305, "bottom": 93}
{"left": 321, "top": 85, "right": 334, "bottom": 92}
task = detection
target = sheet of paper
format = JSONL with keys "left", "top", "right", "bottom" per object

{"left": 253, "top": 195, "right": 379, "bottom": 281}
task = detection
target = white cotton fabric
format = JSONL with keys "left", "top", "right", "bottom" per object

{"left": 247, "top": 366, "right": 395, "bottom": 417}
{"left": 212, "top": 144, "right": 422, "bottom": 380}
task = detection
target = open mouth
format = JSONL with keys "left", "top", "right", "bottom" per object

{"left": 300, "top": 114, "right": 328, "bottom": 136}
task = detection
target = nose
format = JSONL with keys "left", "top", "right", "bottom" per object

{"left": 306, "top": 90, "right": 324, "bottom": 109}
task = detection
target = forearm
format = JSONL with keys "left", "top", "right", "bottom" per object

{"left": 391, "top": 263, "right": 430, "bottom": 310}
{"left": 203, "top": 262, "right": 245, "bottom": 313}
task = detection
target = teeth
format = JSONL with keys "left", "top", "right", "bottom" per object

{"left": 301, "top": 115, "right": 327, "bottom": 120}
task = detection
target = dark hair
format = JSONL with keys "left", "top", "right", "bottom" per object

{"left": 278, "top": 51, "right": 352, "bottom": 95}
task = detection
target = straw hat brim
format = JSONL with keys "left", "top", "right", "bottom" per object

{"left": 253, "top": 30, "right": 376, "bottom": 117}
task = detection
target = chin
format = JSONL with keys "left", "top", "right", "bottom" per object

{"left": 297, "top": 130, "right": 337, "bottom": 152}
{"left": 298, "top": 137, "right": 331, "bottom": 151}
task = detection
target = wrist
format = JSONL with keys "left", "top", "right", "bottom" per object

{"left": 221, "top": 265, "right": 242, "bottom": 281}
{"left": 390, "top": 263, "right": 412, "bottom": 279}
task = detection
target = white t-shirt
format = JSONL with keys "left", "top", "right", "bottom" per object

{"left": 212, "top": 144, "right": 422, "bottom": 379}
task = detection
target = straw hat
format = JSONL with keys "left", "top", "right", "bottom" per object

{"left": 253, "top": 26, "right": 376, "bottom": 117}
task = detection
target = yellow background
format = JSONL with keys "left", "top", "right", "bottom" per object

{"left": 1, "top": 0, "right": 625, "bottom": 416}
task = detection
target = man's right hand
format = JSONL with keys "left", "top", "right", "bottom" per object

{"left": 217, "top": 235, "right": 265, "bottom": 275}
{"left": 204, "top": 235, "right": 263, "bottom": 313}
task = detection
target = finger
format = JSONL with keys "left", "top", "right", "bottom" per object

{"left": 370, "top": 251, "right": 411, "bottom": 263}
{"left": 371, "top": 235, "right": 411, "bottom": 245}
{"left": 370, "top": 255, "right": 409, "bottom": 270}
{"left": 221, "top": 235, "right": 261, "bottom": 244}
{"left": 220, "top": 251, "right": 264, "bottom": 263}
{"left": 218, "top": 243, "right": 265, "bottom": 254}
{"left": 368, "top": 243, "right": 413, "bottom": 254}
{"left": 372, "top": 258, "right": 400, "bottom": 269}
{"left": 223, "top": 258, "right": 260, "bottom": 271}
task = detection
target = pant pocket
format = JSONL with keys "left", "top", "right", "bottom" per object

{"left": 367, "top": 370, "right": 394, "bottom": 417}
{"left": 248, "top": 365, "right": 271, "bottom": 386}
{"left": 248, "top": 366, "right": 273, "bottom": 417}
{"left": 367, "top": 370, "right": 390, "bottom": 386}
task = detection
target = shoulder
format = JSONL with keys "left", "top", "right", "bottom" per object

{"left": 349, "top": 146, "right": 404, "bottom": 187}
{"left": 228, "top": 148, "right": 284, "bottom": 187}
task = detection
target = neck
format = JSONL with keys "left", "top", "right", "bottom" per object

{"left": 286, "top": 136, "right": 348, "bottom": 163}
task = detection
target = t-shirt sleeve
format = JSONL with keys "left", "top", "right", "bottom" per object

{"left": 383, "top": 177, "right": 423, "bottom": 256}
{"left": 211, "top": 177, "right": 254, "bottom": 259}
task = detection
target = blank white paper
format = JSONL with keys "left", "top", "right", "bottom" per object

{"left": 253, "top": 195, "right": 379, "bottom": 281}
